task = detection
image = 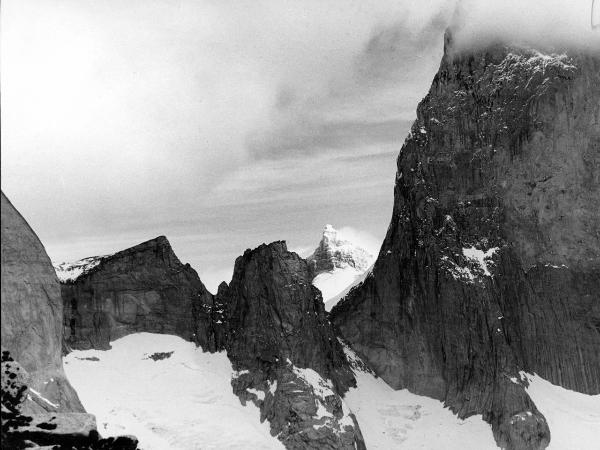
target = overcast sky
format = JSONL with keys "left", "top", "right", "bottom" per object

{"left": 2, "top": 0, "right": 597, "bottom": 291}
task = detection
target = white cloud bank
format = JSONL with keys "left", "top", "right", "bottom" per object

{"left": 2, "top": 0, "right": 598, "bottom": 288}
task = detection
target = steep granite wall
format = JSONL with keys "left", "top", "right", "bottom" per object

{"left": 60, "top": 236, "right": 214, "bottom": 351}
{"left": 331, "top": 34, "right": 600, "bottom": 450}
{"left": 1, "top": 192, "right": 84, "bottom": 414}
{"left": 217, "top": 242, "right": 364, "bottom": 450}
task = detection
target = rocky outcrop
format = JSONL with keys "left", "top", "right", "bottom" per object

{"left": 1, "top": 191, "right": 84, "bottom": 414}
{"left": 2, "top": 351, "right": 138, "bottom": 449}
{"left": 59, "top": 236, "right": 215, "bottom": 351}
{"left": 331, "top": 33, "right": 600, "bottom": 450}
{"left": 307, "top": 225, "right": 372, "bottom": 277}
{"left": 216, "top": 242, "right": 364, "bottom": 449}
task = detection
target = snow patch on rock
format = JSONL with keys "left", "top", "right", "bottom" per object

{"left": 290, "top": 363, "right": 354, "bottom": 431}
{"left": 54, "top": 255, "right": 109, "bottom": 283}
{"left": 462, "top": 246, "right": 498, "bottom": 276}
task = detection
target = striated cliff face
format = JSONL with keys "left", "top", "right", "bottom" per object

{"left": 331, "top": 34, "right": 600, "bottom": 450}
{"left": 216, "top": 242, "right": 365, "bottom": 450}
{"left": 1, "top": 191, "right": 84, "bottom": 414}
{"left": 59, "top": 236, "right": 215, "bottom": 351}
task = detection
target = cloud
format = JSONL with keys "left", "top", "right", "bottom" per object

{"left": 336, "top": 226, "right": 382, "bottom": 257}
{"left": 4, "top": 0, "right": 596, "bottom": 290}
{"left": 450, "top": 0, "right": 600, "bottom": 52}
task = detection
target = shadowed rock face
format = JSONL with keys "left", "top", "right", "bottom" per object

{"left": 60, "top": 236, "right": 215, "bottom": 351}
{"left": 1, "top": 192, "right": 84, "bottom": 414}
{"left": 217, "top": 242, "right": 364, "bottom": 450}
{"left": 331, "top": 33, "right": 600, "bottom": 450}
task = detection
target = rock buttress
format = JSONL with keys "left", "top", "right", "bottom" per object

{"left": 1, "top": 191, "right": 85, "bottom": 414}
{"left": 331, "top": 34, "right": 600, "bottom": 450}
{"left": 60, "top": 236, "right": 216, "bottom": 351}
{"left": 218, "top": 242, "right": 365, "bottom": 450}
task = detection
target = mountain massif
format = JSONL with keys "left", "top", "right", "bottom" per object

{"left": 331, "top": 33, "right": 600, "bottom": 450}
{"left": 59, "top": 236, "right": 213, "bottom": 351}
{"left": 2, "top": 30, "right": 599, "bottom": 450}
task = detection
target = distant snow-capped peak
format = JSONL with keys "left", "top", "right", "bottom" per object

{"left": 308, "top": 225, "right": 375, "bottom": 311}
{"left": 307, "top": 224, "right": 373, "bottom": 276}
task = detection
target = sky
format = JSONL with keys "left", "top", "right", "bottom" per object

{"left": 2, "top": 0, "right": 598, "bottom": 291}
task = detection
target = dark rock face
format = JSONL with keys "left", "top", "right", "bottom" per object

{"left": 60, "top": 236, "right": 215, "bottom": 351}
{"left": 217, "top": 242, "right": 364, "bottom": 449}
{"left": 331, "top": 34, "right": 599, "bottom": 450}
{"left": 1, "top": 192, "right": 84, "bottom": 414}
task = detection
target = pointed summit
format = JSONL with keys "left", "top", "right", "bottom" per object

{"left": 307, "top": 225, "right": 375, "bottom": 311}
{"left": 307, "top": 224, "right": 373, "bottom": 276}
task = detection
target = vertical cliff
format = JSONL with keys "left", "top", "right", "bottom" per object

{"left": 331, "top": 33, "right": 600, "bottom": 450}
{"left": 217, "top": 242, "right": 364, "bottom": 450}
{"left": 60, "top": 236, "right": 215, "bottom": 351}
{"left": 1, "top": 191, "right": 84, "bottom": 414}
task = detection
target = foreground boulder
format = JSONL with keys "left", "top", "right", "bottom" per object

{"left": 2, "top": 351, "right": 138, "bottom": 449}
{"left": 217, "top": 242, "right": 365, "bottom": 449}
{"left": 58, "top": 236, "right": 215, "bottom": 351}
{"left": 1, "top": 192, "right": 84, "bottom": 414}
{"left": 331, "top": 33, "right": 600, "bottom": 450}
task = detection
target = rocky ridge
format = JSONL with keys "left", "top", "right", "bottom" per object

{"left": 307, "top": 225, "right": 375, "bottom": 311}
{"left": 307, "top": 225, "right": 373, "bottom": 277}
{"left": 331, "top": 33, "right": 600, "bottom": 450}
{"left": 216, "top": 242, "right": 365, "bottom": 450}
{"left": 59, "top": 236, "right": 215, "bottom": 351}
{"left": 1, "top": 191, "right": 138, "bottom": 448}
{"left": 57, "top": 237, "right": 365, "bottom": 449}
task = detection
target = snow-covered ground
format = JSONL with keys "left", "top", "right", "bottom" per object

{"left": 312, "top": 265, "right": 371, "bottom": 311}
{"left": 342, "top": 344, "right": 498, "bottom": 450}
{"left": 522, "top": 372, "right": 600, "bottom": 450}
{"left": 63, "top": 333, "right": 283, "bottom": 450}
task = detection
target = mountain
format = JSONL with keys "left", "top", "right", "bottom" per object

{"left": 1, "top": 191, "right": 138, "bottom": 448}
{"left": 57, "top": 236, "right": 215, "bottom": 351}
{"left": 307, "top": 225, "right": 375, "bottom": 311}
{"left": 215, "top": 242, "right": 365, "bottom": 449}
{"left": 331, "top": 32, "right": 600, "bottom": 450}
{"left": 57, "top": 239, "right": 365, "bottom": 449}
{"left": 1, "top": 191, "right": 84, "bottom": 414}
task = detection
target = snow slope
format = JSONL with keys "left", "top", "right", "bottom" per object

{"left": 341, "top": 343, "right": 498, "bottom": 450}
{"left": 54, "top": 255, "right": 108, "bottom": 283}
{"left": 313, "top": 266, "right": 372, "bottom": 311}
{"left": 63, "top": 333, "right": 283, "bottom": 450}
{"left": 309, "top": 224, "right": 376, "bottom": 311}
{"left": 522, "top": 372, "right": 600, "bottom": 450}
